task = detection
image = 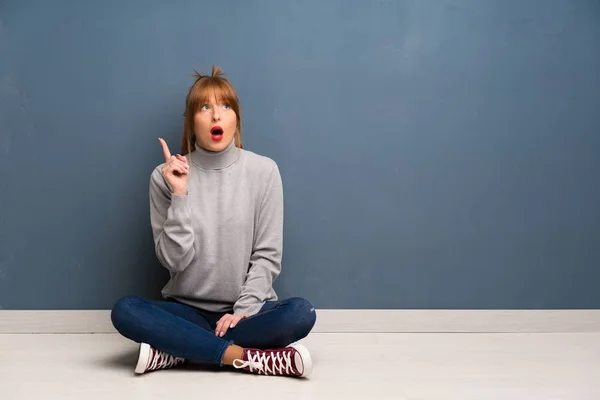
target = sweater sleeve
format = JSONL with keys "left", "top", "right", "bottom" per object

{"left": 149, "top": 167, "right": 196, "bottom": 273}
{"left": 233, "top": 163, "right": 284, "bottom": 316}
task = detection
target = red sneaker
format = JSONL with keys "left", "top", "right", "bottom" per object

{"left": 135, "top": 343, "right": 186, "bottom": 374}
{"left": 232, "top": 343, "right": 313, "bottom": 377}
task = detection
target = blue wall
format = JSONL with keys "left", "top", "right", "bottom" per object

{"left": 1, "top": 0, "right": 599, "bottom": 309}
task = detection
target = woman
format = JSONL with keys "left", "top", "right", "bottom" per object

{"left": 111, "top": 66, "right": 316, "bottom": 378}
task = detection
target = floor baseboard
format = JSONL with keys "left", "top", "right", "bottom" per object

{"left": 1, "top": 310, "right": 599, "bottom": 334}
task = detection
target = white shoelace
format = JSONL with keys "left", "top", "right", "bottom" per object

{"left": 233, "top": 350, "right": 294, "bottom": 375}
{"left": 148, "top": 349, "right": 184, "bottom": 371}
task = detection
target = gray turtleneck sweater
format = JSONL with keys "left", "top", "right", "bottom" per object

{"left": 149, "top": 139, "right": 283, "bottom": 316}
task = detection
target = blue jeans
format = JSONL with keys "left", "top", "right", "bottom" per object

{"left": 110, "top": 296, "right": 317, "bottom": 366}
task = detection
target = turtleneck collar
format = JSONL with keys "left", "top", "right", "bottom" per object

{"left": 189, "top": 138, "right": 240, "bottom": 170}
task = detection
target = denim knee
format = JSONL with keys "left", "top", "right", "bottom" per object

{"left": 110, "top": 295, "right": 143, "bottom": 333}
{"left": 285, "top": 297, "right": 317, "bottom": 340}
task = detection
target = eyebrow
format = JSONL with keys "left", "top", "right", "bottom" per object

{"left": 199, "top": 100, "right": 231, "bottom": 108}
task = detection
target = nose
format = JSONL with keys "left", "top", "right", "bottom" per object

{"left": 212, "top": 107, "right": 221, "bottom": 122}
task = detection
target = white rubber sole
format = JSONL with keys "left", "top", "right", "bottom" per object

{"left": 135, "top": 343, "right": 151, "bottom": 374}
{"left": 289, "top": 343, "right": 313, "bottom": 377}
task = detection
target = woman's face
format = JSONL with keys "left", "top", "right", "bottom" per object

{"left": 194, "top": 92, "right": 237, "bottom": 152}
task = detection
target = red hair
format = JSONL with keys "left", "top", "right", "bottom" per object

{"left": 181, "top": 65, "right": 242, "bottom": 154}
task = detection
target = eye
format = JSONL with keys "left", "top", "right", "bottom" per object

{"left": 222, "top": 104, "right": 231, "bottom": 110}
{"left": 201, "top": 104, "right": 210, "bottom": 111}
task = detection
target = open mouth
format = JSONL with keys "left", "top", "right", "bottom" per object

{"left": 210, "top": 126, "right": 223, "bottom": 141}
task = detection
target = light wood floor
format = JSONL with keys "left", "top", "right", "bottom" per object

{"left": 1, "top": 333, "right": 598, "bottom": 399}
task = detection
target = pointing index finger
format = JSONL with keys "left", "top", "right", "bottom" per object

{"left": 158, "top": 138, "right": 171, "bottom": 162}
